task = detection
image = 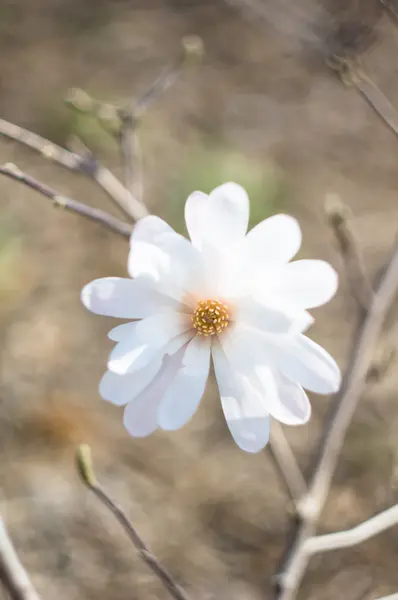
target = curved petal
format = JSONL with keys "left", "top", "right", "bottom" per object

{"left": 270, "top": 333, "right": 341, "bottom": 394}
{"left": 123, "top": 351, "right": 184, "bottom": 438}
{"left": 236, "top": 297, "right": 301, "bottom": 334}
{"left": 108, "top": 321, "right": 138, "bottom": 342}
{"left": 157, "top": 336, "right": 211, "bottom": 430}
{"left": 108, "top": 312, "right": 191, "bottom": 375}
{"left": 184, "top": 191, "right": 210, "bottom": 251}
{"left": 129, "top": 215, "right": 203, "bottom": 300}
{"left": 81, "top": 277, "right": 177, "bottom": 319}
{"left": 243, "top": 214, "right": 301, "bottom": 266}
{"left": 99, "top": 359, "right": 162, "bottom": 406}
{"left": 207, "top": 182, "right": 249, "bottom": 248}
{"left": 254, "top": 366, "right": 311, "bottom": 425}
{"left": 270, "top": 260, "right": 338, "bottom": 309}
{"left": 212, "top": 344, "right": 271, "bottom": 453}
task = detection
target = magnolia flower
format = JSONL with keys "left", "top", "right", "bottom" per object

{"left": 81, "top": 183, "right": 340, "bottom": 452}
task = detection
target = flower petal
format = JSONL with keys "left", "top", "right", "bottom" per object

{"left": 81, "top": 277, "right": 176, "bottom": 319}
{"left": 108, "top": 322, "right": 138, "bottom": 342}
{"left": 270, "top": 333, "right": 341, "bottom": 394}
{"left": 184, "top": 191, "right": 210, "bottom": 251}
{"left": 236, "top": 297, "right": 302, "bottom": 334}
{"left": 129, "top": 217, "right": 202, "bottom": 300}
{"left": 123, "top": 351, "right": 184, "bottom": 437}
{"left": 108, "top": 312, "right": 191, "bottom": 375}
{"left": 99, "top": 359, "right": 162, "bottom": 406}
{"left": 243, "top": 214, "right": 301, "bottom": 266}
{"left": 254, "top": 366, "right": 311, "bottom": 425}
{"left": 157, "top": 336, "right": 211, "bottom": 430}
{"left": 270, "top": 260, "right": 338, "bottom": 309}
{"left": 207, "top": 182, "right": 249, "bottom": 247}
{"left": 212, "top": 344, "right": 271, "bottom": 453}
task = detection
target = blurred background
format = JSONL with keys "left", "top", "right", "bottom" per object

{"left": 1, "top": 1, "right": 398, "bottom": 598}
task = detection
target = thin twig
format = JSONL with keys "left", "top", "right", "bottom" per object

{"left": 325, "top": 194, "right": 373, "bottom": 315}
{"left": 0, "top": 517, "right": 41, "bottom": 600}
{"left": 76, "top": 446, "right": 192, "bottom": 600}
{"left": 268, "top": 423, "right": 307, "bottom": 508}
{"left": 0, "top": 164, "right": 132, "bottom": 239}
{"left": 275, "top": 244, "right": 398, "bottom": 600}
{"left": 303, "top": 503, "right": 398, "bottom": 554}
{"left": 0, "top": 117, "right": 147, "bottom": 220}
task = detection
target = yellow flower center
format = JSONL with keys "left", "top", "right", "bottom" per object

{"left": 192, "top": 299, "right": 230, "bottom": 336}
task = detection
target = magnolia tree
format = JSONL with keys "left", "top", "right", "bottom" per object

{"left": 0, "top": 33, "right": 397, "bottom": 600}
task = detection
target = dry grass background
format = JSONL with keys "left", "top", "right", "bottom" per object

{"left": 1, "top": 1, "right": 398, "bottom": 599}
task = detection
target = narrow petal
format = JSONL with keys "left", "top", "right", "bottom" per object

{"left": 270, "top": 260, "right": 338, "bottom": 309}
{"left": 81, "top": 277, "right": 176, "bottom": 319}
{"left": 236, "top": 297, "right": 300, "bottom": 334}
{"left": 184, "top": 191, "right": 210, "bottom": 251}
{"left": 243, "top": 214, "right": 301, "bottom": 266}
{"left": 99, "top": 359, "right": 162, "bottom": 406}
{"left": 129, "top": 218, "right": 203, "bottom": 299}
{"left": 212, "top": 344, "right": 271, "bottom": 453}
{"left": 108, "top": 312, "right": 191, "bottom": 375}
{"left": 108, "top": 322, "right": 138, "bottom": 342}
{"left": 207, "top": 182, "right": 249, "bottom": 247}
{"left": 157, "top": 336, "right": 211, "bottom": 430}
{"left": 270, "top": 333, "right": 341, "bottom": 394}
{"left": 254, "top": 366, "right": 311, "bottom": 425}
{"left": 123, "top": 350, "right": 184, "bottom": 437}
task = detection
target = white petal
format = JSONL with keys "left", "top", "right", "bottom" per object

{"left": 254, "top": 366, "right": 311, "bottom": 425}
{"left": 157, "top": 336, "right": 211, "bottom": 430}
{"left": 236, "top": 297, "right": 299, "bottom": 334}
{"left": 123, "top": 351, "right": 184, "bottom": 437}
{"left": 108, "top": 322, "right": 138, "bottom": 342}
{"left": 243, "top": 214, "right": 301, "bottom": 266}
{"left": 184, "top": 191, "right": 210, "bottom": 251}
{"left": 212, "top": 344, "right": 271, "bottom": 453}
{"left": 81, "top": 277, "right": 176, "bottom": 319}
{"left": 207, "top": 182, "right": 249, "bottom": 247}
{"left": 108, "top": 312, "right": 190, "bottom": 375}
{"left": 270, "top": 260, "right": 338, "bottom": 309}
{"left": 99, "top": 359, "right": 162, "bottom": 406}
{"left": 129, "top": 218, "right": 202, "bottom": 299}
{"left": 270, "top": 334, "right": 341, "bottom": 394}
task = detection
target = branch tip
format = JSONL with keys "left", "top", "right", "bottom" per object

{"left": 76, "top": 444, "right": 97, "bottom": 487}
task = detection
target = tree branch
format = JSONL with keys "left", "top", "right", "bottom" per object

{"left": 303, "top": 503, "right": 398, "bottom": 555}
{"left": 76, "top": 445, "right": 193, "bottom": 600}
{"left": 0, "top": 164, "right": 132, "bottom": 239}
{"left": 275, "top": 243, "right": 398, "bottom": 600}
{"left": 0, "top": 517, "right": 41, "bottom": 600}
{"left": 268, "top": 423, "right": 307, "bottom": 508}
{"left": 0, "top": 117, "right": 147, "bottom": 220}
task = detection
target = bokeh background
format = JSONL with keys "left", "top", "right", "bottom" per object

{"left": 1, "top": 1, "right": 398, "bottom": 598}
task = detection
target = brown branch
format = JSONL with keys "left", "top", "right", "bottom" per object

{"left": 0, "top": 164, "right": 132, "bottom": 239}
{"left": 275, "top": 243, "right": 398, "bottom": 600}
{"left": 268, "top": 423, "right": 307, "bottom": 508}
{"left": 0, "top": 517, "right": 41, "bottom": 600}
{"left": 76, "top": 446, "right": 193, "bottom": 600}
{"left": 0, "top": 117, "right": 147, "bottom": 221}
{"left": 325, "top": 194, "right": 373, "bottom": 315}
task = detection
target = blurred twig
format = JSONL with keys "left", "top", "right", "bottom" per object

{"left": 268, "top": 423, "right": 307, "bottom": 508}
{"left": 76, "top": 445, "right": 193, "bottom": 600}
{"left": 0, "top": 517, "right": 41, "bottom": 600}
{"left": 0, "top": 117, "right": 147, "bottom": 220}
{"left": 0, "top": 164, "right": 132, "bottom": 238}
{"left": 325, "top": 194, "right": 373, "bottom": 315}
{"left": 304, "top": 503, "right": 398, "bottom": 554}
{"left": 275, "top": 243, "right": 398, "bottom": 600}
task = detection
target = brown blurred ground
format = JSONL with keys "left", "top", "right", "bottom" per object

{"left": 1, "top": 1, "right": 398, "bottom": 599}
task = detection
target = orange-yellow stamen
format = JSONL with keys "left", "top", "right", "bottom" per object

{"left": 192, "top": 299, "right": 230, "bottom": 336}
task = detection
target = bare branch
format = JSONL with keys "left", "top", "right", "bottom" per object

{"left": 268, "top": 423, "right": 307, "bottom": 508}
{"left": 0, "top": 117, "right": 147, "bottom": 220}
{"left": 76, "top": 445, "right": 193, "bottom": 600}
{"left": 0, "top": 164, "right": 132, "bottom": 239}
{"left": 325, "top": 194, "right": 373, "bottom": 315}
{"left": 303, "top": 504, "right": 398, "bottom": 555}
{"left": 275, "top": 243, "right": 398, "bottom": 600}
{"left": 0, "top": 517, "right": 41, "bottom": 600}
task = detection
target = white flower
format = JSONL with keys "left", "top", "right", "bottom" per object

{"left": 81, "top": 183, "right": 341, "bottom": 453}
